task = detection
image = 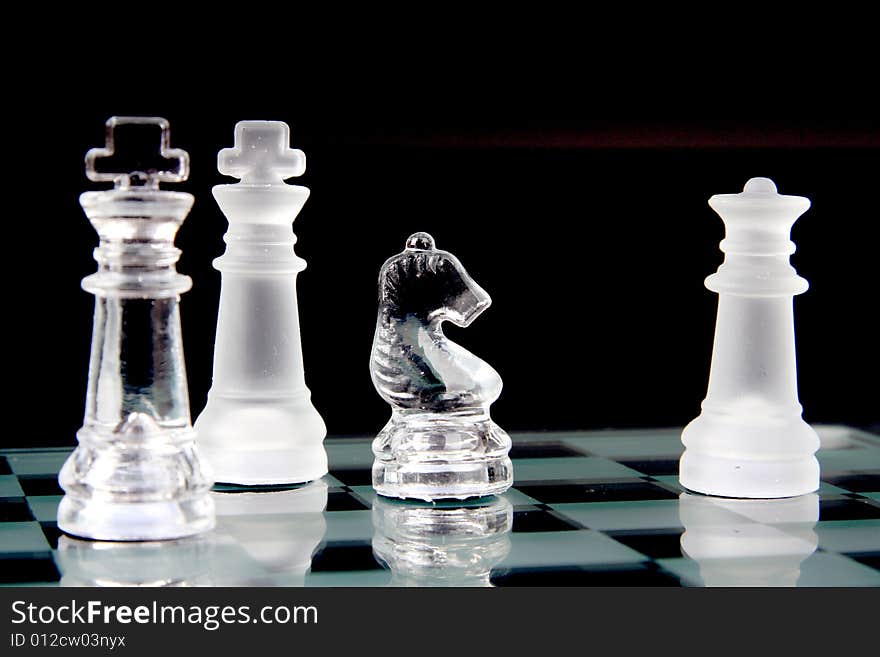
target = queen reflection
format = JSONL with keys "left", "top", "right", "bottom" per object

{"left": 371, "top": 495, "right": 513, "bottom": 586}
{"left": 678, "top": 492, "right": 819, "bottom": 587}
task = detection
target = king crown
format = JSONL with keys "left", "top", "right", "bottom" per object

{"left": 85, "top": 116, "right": 190, "bottom": 190}
{"left": 218, "top": 121, "right": 306, "bottom": 184}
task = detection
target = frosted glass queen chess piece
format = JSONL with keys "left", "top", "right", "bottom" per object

{"left": 680, "top": 177, "right": 820, "bottom": 498}
{"left": 194, "top": 121, "right": 327, "bottom": 485}
{"left": 370, "top": 232, "right": 513, "bottom": 500}
{"left": 57, "top": 117, "right": 214, "bottom": 540}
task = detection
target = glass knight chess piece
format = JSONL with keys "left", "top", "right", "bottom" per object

{"left": 370, "top": 232, "right": 513, "bottom": 500}
{"left": 372, "top": 496, "right": 513, "bottom": 586}
{"left": 680, "top": 178, "right": 820, "bottom": 498}
{"left": 194, "top": 121, "right": 327, "bottom": 485}
{"left": 57, "top": 117, "right": 214, "bottom": 541}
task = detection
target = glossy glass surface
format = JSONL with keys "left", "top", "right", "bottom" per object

{"left": 4, "top": 426, "right": 878, "bottom": 587}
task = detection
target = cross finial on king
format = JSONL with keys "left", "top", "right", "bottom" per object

{"left": 218, "top": 121, "right": 306, "bottom": 184}
{"left": 85, "top": 116, "right": 189, "bottom": 190}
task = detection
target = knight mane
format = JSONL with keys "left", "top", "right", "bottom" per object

{"left": 379, "top": 249, "right": 455, "bottom": 316}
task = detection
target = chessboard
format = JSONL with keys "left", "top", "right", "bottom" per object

{"left": 1, "top": 426, "right": 878, "bottom": 587}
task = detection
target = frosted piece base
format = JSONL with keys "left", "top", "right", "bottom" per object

{"left": 372, "top": 415, "right": 513, "bottom": 501}
{"left": 195, "top": 396, "right": 327, "bottom": 485}
{"left": 679, "top": 453, "right": 819, "bottom": 499}
{"left": 201, "top": 445, "right": 328, "bottom": 486}
{"left": 681, "top": 414, "right": 820, "bottom": 498}
{"left": 57, "top": 495, "right": 215, "bottom": 542}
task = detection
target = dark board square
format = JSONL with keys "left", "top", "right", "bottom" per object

{"left": 0, "top": 497, "right": 34, "bottom": 522}
{"left": 618, "top": 459, "right": 680, "bottom": 477}
{"left": 605, "top": 529, "right": 685, "bottom": 559}
{"left": 823, "top": 473, "right": 880, "bottom": 493}
{"left": 326, "top": 492, "right": 370, "bottom": 512}
{"left": 844, "top": 552, "right": 880, "bottom": 571}
{"left": 329, "top": 469, "right": 374, "bottom": 486}
{"left": 310, "top": 542, "right": 383, "bottom": 572}
{"left": 0, "top": 553, "right": 60, "bottom": 584}
{"left": 509, "top": 442, "right": 586, "bottom": 459}
{"left": 516, "top": 481, "right": 679, "bottom": 504}
{"left": 0, "top": 456, "right": 11, "bottom": 475}
{"left": 820, "top": 499, "right": 880, "bottom": 521}
{"left": 39, "top": 522, "right": 63, "bottom": 550}
{"left": 491, "top": 565, "right": 681, "bottom": 587}
{"left": 18, "top": 475, "right": 63, "bottom": 497}
{"left": 513, "top": 509, "right": 581, "bottom": 533}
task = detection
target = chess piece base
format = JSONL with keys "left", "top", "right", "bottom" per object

{"left": 58, "top": 426, "right": 215, "bottom": 541}
{"left": 372, "top": 411, "right": 513, "bottom": 501}
{"left": 680, "top": 413, "right": 820, "bottom": 498}
{"left": 195, "top": 396, "right": 328, "bottom": 485}
{"left": 57, "top": 494, "right": 215, "bottom": 542}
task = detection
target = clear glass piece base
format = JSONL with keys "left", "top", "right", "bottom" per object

{"left": 372, "top": 415, "right": 513, "bottom": 501}
{"left": 57, "top": 494, "right": 215, "bottom": 542}
{"left": 58, "top": 427, "right": 215, "bottom": 541}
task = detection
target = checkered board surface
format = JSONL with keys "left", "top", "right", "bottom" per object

{"left": 1, "top": 425, "right": 878, "bottom": 587}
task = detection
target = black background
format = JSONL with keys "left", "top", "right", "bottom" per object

{"left": 7, "top": 92, "right": 878, "bottom": 447}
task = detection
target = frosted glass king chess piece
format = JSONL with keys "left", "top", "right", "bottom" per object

{"left": 194, "top": 121, "right": 327, "bottom": 485}
{"left": 57, "top": 117, "right": 214, "bottom": 540}
{"left": 370, "top": 232, "right": 513, "bottom": 500}
{"left": 680, "top": 177, "right": 820, "bottom": 498}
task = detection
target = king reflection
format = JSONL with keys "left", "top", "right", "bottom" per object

{"left": 56, "top": 480, "right": 328, "bottom": 586}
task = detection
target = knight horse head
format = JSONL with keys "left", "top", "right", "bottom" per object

{"left": 372, "top": 232, "right": 500, "bottom": 413}
{"left": 379, "top": 232, "right": 491, "bottom": 326}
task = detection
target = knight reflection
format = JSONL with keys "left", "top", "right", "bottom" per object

{"left": 372, "top": 496, "right": 513, "bottom": 586}
{"left": 370, "top": 232, "right": 513, "bottom": 501}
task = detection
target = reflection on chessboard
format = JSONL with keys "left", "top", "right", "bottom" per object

{"left": 1, "top": 427, "right": 878, "bottom": 587}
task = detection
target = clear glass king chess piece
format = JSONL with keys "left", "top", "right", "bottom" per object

{"left": 678, "top": 492, "right": 819, "bottom": 586}
{"left": 57, "top": 117, "right": 214, "bottom": 541}
{"left": 370, "top": 232, "right": 513, "bottom": 500}
{"left": 194, "top": 121, "right": 327, "bottom": 485}
{"left": 372, "top": 496, "right": 513, "bottom": 586}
